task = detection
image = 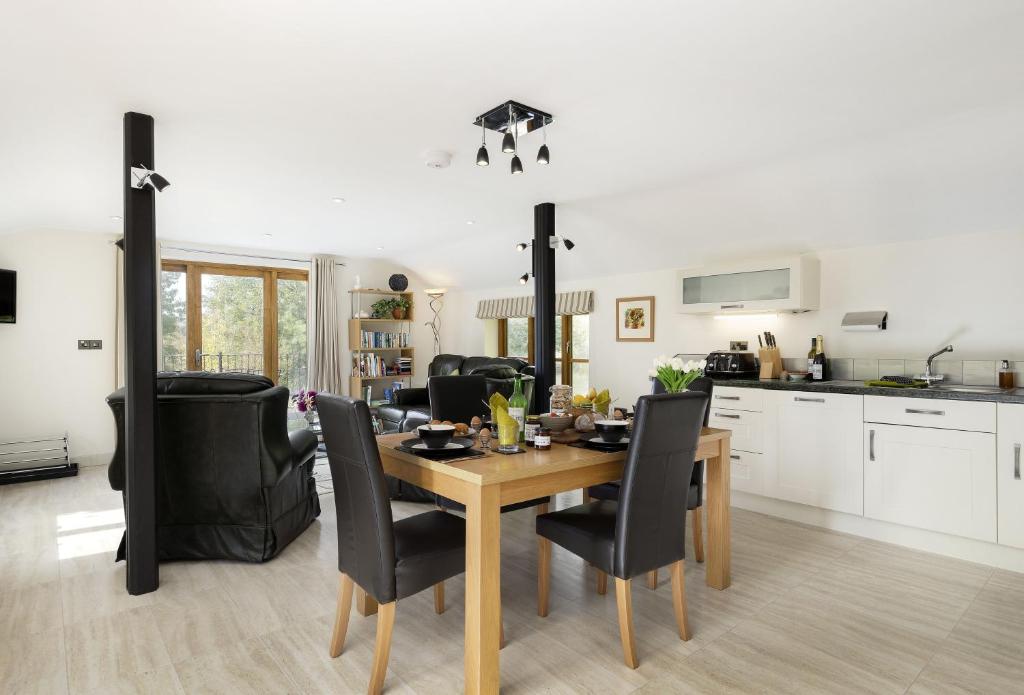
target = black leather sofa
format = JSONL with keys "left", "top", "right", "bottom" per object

{"left": 106, "top": 371, "right": 321, "bottom": 563}
{"left": 377, "top": 354, "right": 536, "bottom": 433}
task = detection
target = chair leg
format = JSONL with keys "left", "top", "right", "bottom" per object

{"left": 692, "top": 506, "right": 705, "bottom": 563}
{"left": 582, "top": 489, "right": 590, "bottom": 505}
{"left": 433, "top": 581, "right": 445, "bottom": 614}
{"left": 329, "top": 573, "right": 354, "bottom": 658}
{"left": 596, "top": 569, "right": 607, "bottom": 595}
{"left": 368, "top": 601, "right": 396, "bottom": 695}
{"left": 614, "top": 578, "right": 639, "bottom": 669}
{"left": 538, "top": 536, "right": 552, "bottom": 617}
{"left": 670, "top": 560, "right": 691, "bottom": 641}
{"left": 646, "top": 569, "right": 658, "bottom": 590}
{"left": 500, "top": 604, "right": 506, "bottom": 649}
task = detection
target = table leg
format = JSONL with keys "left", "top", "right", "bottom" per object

{"left": 704, "top": 435, "right": 732, "bottom": 590}
{"left": 465, "top": 484, "right": 501, "bottom": 695}
{"left": 355, "top": 585, "right": 378, "bottom": 617}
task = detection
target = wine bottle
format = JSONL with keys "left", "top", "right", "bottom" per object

{"left": 807, "top": 337, "right": 817, "bottom": 373}
{"left": 812, "top": 335, "right": 828, "bottom": 381}
{"left": 509, "top": 375, "right": 527, "bottom": 442}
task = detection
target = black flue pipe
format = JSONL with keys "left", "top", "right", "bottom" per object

{"left": 533, "top": 202, "right": 556, "bottom": 414}
{"left": 123, "top": 112, "right": 160, "bottom": 594}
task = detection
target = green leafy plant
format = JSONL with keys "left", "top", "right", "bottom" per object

{"left": 370, "top": 297, "right": 411, "bottom": 318}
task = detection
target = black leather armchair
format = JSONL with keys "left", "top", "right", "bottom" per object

{"left": 376, "top": 354, "right": 535, "bottom": 433}
{"left": 106, "top": 371, "right": 321, "bottom": 563}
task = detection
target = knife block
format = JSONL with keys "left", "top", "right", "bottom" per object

{"left": 758, "top": 347, "right": 783, "bottom": 380}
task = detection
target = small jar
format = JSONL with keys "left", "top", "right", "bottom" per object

{"left": 524, "top": 417, "right": 540, "bottom": 446}
{"left": 535, "top": 427, "right": 552, "bottom": 450}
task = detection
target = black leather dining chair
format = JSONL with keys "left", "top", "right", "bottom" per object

{"left": 586, "top": 376, "right": 714, "bottom": 590}
{"left": 318, "top": 394, "right": 467, "bottom": 695}
{"left": 536, "top": 391, "right": 707, "bottom": 668}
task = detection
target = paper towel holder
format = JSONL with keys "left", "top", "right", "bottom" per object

{"left": 841, "top": 311, "right": 887, "bottom": 331}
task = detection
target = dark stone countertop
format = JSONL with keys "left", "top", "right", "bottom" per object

{"left": 710, "top": 378, "right": 1024, "bottom": 404}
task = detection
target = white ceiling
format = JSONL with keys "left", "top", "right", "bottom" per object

{"left": 2, "top": 0, "right": 1023, "bottom": 288}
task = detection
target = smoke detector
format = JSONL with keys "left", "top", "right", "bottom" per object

{"left": 424, "top": 150, "right": 452, "bottom": 169}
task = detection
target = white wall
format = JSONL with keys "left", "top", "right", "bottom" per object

{"left": 0, "top": 231, "right": 118, "bottom": 465}
{"left": 451, "top": 229, "right": 1024, "bottom": 408}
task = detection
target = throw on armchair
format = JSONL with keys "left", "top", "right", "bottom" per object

{"left": 106, "top": 372, "right": 321, "bottom": 563}
{"left": 377, "top": 354, "right": 536, "bottom": 433}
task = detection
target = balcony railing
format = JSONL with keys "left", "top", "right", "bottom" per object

{"left": 161, "top": 351, "right": 307, "bottom": 389}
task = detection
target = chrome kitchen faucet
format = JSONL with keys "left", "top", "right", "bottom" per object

{"left": 916, "top": 345, "right": 954, "bottom": 384}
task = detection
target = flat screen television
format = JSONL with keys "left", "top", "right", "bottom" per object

{"left": 0, "top": 269, "right": 15, "bottom": 323}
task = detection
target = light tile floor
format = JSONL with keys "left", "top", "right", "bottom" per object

{"left": 2, "top": 465, "right": 1023, "bottom": 694}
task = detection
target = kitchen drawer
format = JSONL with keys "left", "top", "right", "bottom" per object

{"left": 728, "top": 449, "right": 764, "bottom": 495}
{"left": 864, "top": 396, "right": 996, "bottom": 433}
{"left": 708, "top": 408, "right": 763, "bottom": 453}
{"left": 710, "top": 385, "right": 764, "bottom": 412}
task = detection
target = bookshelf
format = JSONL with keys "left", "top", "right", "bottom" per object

{"left": 348, "top": 289, "right": 415, "bottom": 400}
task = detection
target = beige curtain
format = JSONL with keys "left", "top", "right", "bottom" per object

{"left": 309, "top": 255, "right": 343, "bottom": 394}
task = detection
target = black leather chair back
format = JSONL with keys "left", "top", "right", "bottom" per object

{"left": 614, "top": 391, "right": 707, "bottom": 578}
{"left": 428, "top": 375, "right": 488, "bottom": 424}
{"left": 650, "top": 375, "right": 713, "bottom": 425}
{"left": 318, "top": 394, "right": 399, "bottom": 603}
{"left": 429, "top": 354, "right": 465, "bottom": 377}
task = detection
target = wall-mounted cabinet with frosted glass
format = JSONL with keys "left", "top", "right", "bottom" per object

{"left": 676, "top": 256, "right": 820, "bottom": 314}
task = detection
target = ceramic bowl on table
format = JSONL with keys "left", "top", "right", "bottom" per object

{"left": 538, "top": 413, "right": 574, "bottom": 432}
{"left": 594, "top": 419, "right": 629, "bottom": 443}
{"left": 416, "top": 424, "right": 456, "bottom": 449}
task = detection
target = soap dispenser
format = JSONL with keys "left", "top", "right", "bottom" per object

{"left": 999, "top": 360, "right": 1015, "bottom": 389}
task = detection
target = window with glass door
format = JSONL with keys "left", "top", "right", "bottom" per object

{"left": 160, "top": 261, "right": 309, "bottom": 391}
{"left": 498, "top": 314, "right": 589, "bottom": 394}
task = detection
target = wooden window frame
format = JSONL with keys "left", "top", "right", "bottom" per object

{"left": 497, "top": 314, "right": 588, "bottom": 387}
{"left": 160, "top": 260, "right": 308, "bottom": 384}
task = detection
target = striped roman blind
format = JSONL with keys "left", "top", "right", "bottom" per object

{"left": 475, "top": 290, "right": 593, "bottom": 319}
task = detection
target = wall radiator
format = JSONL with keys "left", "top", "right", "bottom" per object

{"left": 0, "top": 434, "right": 77, "bottom": 484}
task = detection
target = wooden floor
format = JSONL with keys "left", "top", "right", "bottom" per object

{"left": 2, "top": 465, "right": 1023, "bottom": 694}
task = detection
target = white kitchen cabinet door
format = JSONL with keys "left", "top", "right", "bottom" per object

{"left": 997, "top": 404, "right": 1024, "bottom": 549}
{"left": 764, "top": 391, "right": 864, "bottom": 514}
{"left": 728, "top": 450, "right": 764, "bottom": 495}
{"left": 708, "top": 408, "right": 763, "bottom": 453}
{"left": 864, "top": 424, "right": 996, "bottom": 542}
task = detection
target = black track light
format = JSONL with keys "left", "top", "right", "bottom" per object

{"left": 511, "top": 155, "right": 523, "bottom": 175}
{"left": 476, "top": 120, "right": 489, "bottom": 166}
{"left": 510, "top": 119, "right": 523, "bottom": 174}
{"left": 501, "top": 130, "right": 516, "bottom": 154}
{"left": 516, "top": 242, "right": 528, "bottom": 252}
{"left": 562, "top": 238, "right": 575, "bottom": 251}
{"left": 519, "top": 273, "right": 529, "bottom": 285}
{"left": 537, "top": 143, "right": 549, "bottom": 165}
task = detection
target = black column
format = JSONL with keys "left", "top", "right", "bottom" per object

{"left": 533, "top": 202, "right": 556, "bottom": 414}
{"left": 123, "top": 112, "right": 159, "bottom": 595}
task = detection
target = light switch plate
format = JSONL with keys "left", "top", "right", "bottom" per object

{"left": 730, "top": 341, "right": 748, "bottom": 351}
{"left": 77, "top": 339, "right": 103, "bottom": 350}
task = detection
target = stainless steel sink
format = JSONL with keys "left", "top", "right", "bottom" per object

{"left": 927, "top": 385, "right": 1009, "bottom": 395}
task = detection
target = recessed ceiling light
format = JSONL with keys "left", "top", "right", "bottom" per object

{"left": 376, "top": 246, "right": 384, "bottom": 250}
{"left": 331, "top": 197, "right": 346, "bottom": 204}
{"left": 466, "top": 220, "right": 475, "bottom": 225}
{"left": 263, "top": 233, "right": 273, "bottom": 239}
{"left": 110, "top": 215, "right": 123, "bottom": 221}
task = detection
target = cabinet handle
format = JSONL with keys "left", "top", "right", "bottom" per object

{"left": 730, "top": 454, "right": 741, "bottom": 460}
{"left": 715, "top": 395, "right": 741, "bottom": 401}
{"left": 1015, "top": 443, "right": 1021, "bottom": 481}
{"left": 715, "top": 413, "right": 741, "bottom": 419}
{"left": 794, "top": 397, "right": 825, "bottom": 403}
{"left": 720, "top": 304, "right": 744, "bottom": 309}
{"left": 869, "top": 429, "right": 875, "bottom": 461}
{"left": 905, "top": 408, "right": 945, "bottom": 416}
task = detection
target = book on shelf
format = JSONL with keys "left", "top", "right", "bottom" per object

{"left": 359, "top": 329, "right": 410, "bottom": 349}
{"left": 352, "top": 353, "right": 412, "bottom": 378}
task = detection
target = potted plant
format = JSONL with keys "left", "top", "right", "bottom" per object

{"left": 649, "top": 355, "right": 707, "bottom": 393}
{"left": 370, "top": 297, "right": 411, "bottom": 320}
{"left": 291, "top": 389, "right": 318, "bottom": 426}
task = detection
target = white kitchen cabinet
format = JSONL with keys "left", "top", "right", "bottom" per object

{"left": 997, "top": 404, "right": 1024, "bottom": 549}
{"left": 763, "top": 391, "right": 864, "bottom": 514}
{"left": 676, "top": 256, "right": 820, "bottom": 314}
{"left": 864, "top": 424, "right": 996, "bottom": 542}
{"left": 708, "top": 407, "right": 763, "bottom": 454}
{"left": 728, "top": 450, "right": 764, "bottom": 495}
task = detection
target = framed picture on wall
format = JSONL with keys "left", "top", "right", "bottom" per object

{"left": 616, "top": 296, "right": 655, "bottom": 342}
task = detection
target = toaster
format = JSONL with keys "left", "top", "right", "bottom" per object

{"left": 704, "top": 351, "right": 759, "bottom": 379}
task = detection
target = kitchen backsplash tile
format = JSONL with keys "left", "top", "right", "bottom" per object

{"left": 853, "top": 359, "right": 879, "bottom": 382}
{"left": 830, "top": 358, "right": 854, "bottom": 381}
{"left": 964, "top": 360, "right": 997, "bottom": 386}
{"left": 878, "top": 359, "right": 905, "bottom": 378}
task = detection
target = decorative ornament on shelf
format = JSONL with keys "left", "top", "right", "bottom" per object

{"left": 388, "top": 274, "right": 409, "bottom": 292}
{"left": 649, "top": 355, "right": 707, "bottom": 393}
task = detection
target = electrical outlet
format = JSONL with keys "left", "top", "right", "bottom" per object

{"left": 78, "top": 339, "right": 103, "bottom": 350}
{"left": 730, "top": 341, "right": 748, "bottom": 351}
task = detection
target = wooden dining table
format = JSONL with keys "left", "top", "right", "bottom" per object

{"left": 357, "top": 427, "right": 732, "bottom": 695}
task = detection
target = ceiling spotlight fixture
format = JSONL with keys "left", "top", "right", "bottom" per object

{"left": 332, "top": 197, "right": 346, "bottom": 204}
{"left": 472, "top": 100, "right": 554, "bottom": 176}
{"left": 130, "top": 166, "right": 170, "bottom": 192}
{"left": 476, "top": 120, "right": 489, "bottom": 166}
{"left": 516, "top": 242, "right": 529, "bottom": 252}
{"left": 562, "top": 238, "right": 574, "bottom": 251}
{"left": 537, "top": 117, "right": 550, "bottom": 165}
{"left": 519, "top": 273, "right": 530, "bottom": 285}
